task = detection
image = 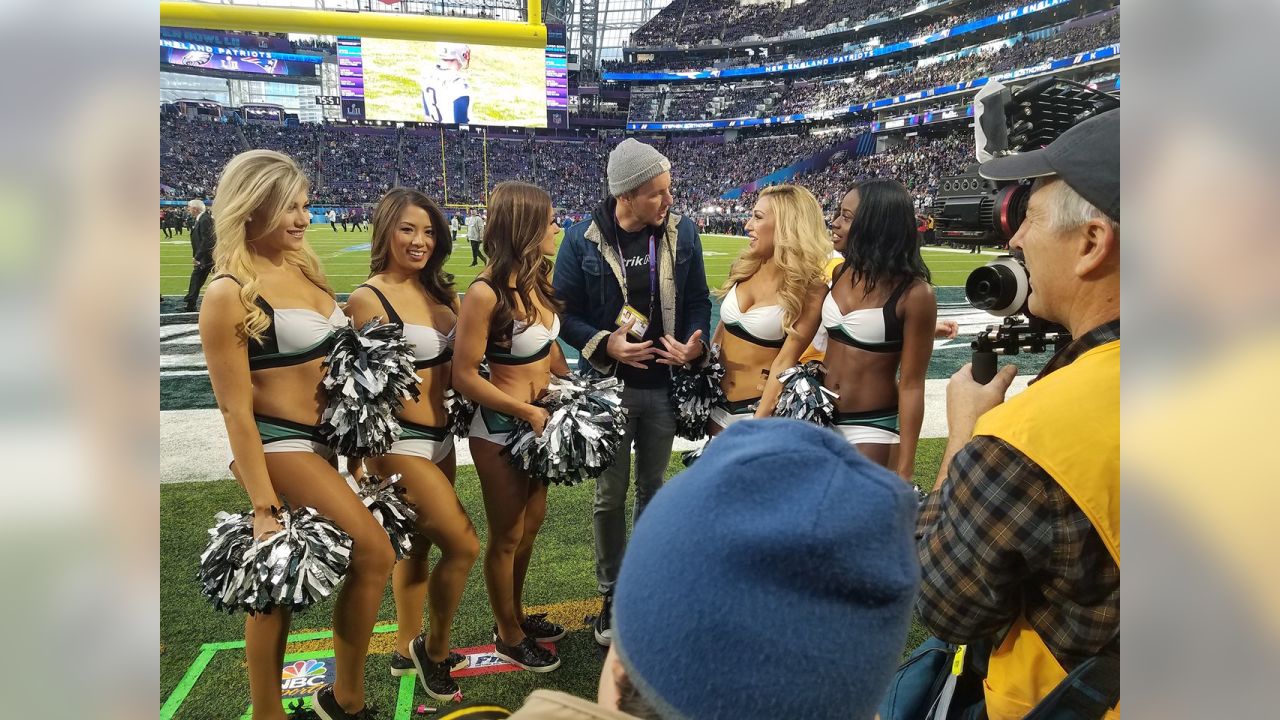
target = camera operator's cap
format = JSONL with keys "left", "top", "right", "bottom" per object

{"left": 979, "top": 108, "right": 1119, "bottom": 222}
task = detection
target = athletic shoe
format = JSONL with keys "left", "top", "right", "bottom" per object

{"left": 492, "top": 614, "right": 566, "bottom": 643}
{"left": 409, "top": 635, "right": 461, "bottom": 701}
{"left": 311, "top": 687, "right": 376, "bottom": 719}
{"left": 285, "top": 699, "right": 321, "bottom": 719}
{"left": 389, "top": 651, "right": 415, "bottom": 677}
{"left": 593, "top": 592, "right": 613, "bottom": 647}
{"left": 493, "top": 635, "right": 561, "bottom": 673}
{"left": 391, "top": 647, "right": 468, "bottom": 677}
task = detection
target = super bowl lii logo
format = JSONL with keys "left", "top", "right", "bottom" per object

{"left": 280, "top": 658, "right": 334, "bottom": 698}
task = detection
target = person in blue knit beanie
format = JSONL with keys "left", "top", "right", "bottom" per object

{"left": 596, "top": 418, "right": 919, "bottom": 720}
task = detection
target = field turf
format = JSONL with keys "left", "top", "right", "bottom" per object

{"left": 161, "top": 226, "right": 996, "bottom": 296}
{"left": 160, "top": 442, "right": 945, "bottom": 719}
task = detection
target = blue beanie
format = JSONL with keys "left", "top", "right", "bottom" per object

{"left": 612, "top": 419, "right": 920, "bottom": 720}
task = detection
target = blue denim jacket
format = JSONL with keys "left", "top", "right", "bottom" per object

{"left": 553, "top": 208, "right": 711, "bottom": 374}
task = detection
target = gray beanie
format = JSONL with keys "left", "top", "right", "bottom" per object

{"left": 607, "top": 139, "right": 672, "bottom": 197}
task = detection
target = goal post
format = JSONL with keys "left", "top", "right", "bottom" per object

{"left": 159, "top": 1, "right": 547, "bottom": 47}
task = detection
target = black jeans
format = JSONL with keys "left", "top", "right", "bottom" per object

{"left": 469, "top": 240, "right": 486, "bottom": 265}
{"left": 184, "top": 262, "right": 212, "bottom": 308}
{"left": 593, "top": 385, "right": 676, "bottom": 594}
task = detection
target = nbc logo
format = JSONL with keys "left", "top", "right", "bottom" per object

{"left": 281, "top": 659, "right": 329, "bottom": 691}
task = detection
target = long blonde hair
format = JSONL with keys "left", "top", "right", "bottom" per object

{"left": 717, "top": 184, "right": 830, "bottom": 334}
{"left": 212, "top": 149, "right": 333, "bottom": 342}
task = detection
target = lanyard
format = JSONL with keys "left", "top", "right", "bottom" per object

{"left": 614, "top": 231, "right": 657, "bottom": 320}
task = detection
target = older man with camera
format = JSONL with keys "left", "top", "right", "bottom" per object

{"left": 916, "top": 109, "right": 1120, "bottom": 719}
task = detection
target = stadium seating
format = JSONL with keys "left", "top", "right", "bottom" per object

{"left": 629, "top": 0, "right": 921, "bottom": 48}
{"left": 614, "top": 1, "right": 1003, "bottom": 70}
{"left": 628, "top": 13, "right": 1119, "bottom": 122}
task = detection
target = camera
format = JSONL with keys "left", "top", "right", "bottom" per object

{"left": 932, "top": 77, "right": 1118, "bottom": 248}
{"left": 943, "top": 78, "right": 1118, "bottom": 382}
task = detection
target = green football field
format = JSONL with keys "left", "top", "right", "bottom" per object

{"left": 160, "top": 227, "right": 998, "bottom": 297}
{"left": 160, "top": 226, "right": 1004, "bottom": 718}
{"left": 160, "top": 444, "right": 945, "bottom": 720}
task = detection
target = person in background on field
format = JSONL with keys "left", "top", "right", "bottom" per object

{"left": 466, "top": 208, "right": 488, "bottom": 267}
{"left": 183, "top": 199, "right": 216, "bottom": 313}
{"left": 327, "top": 207, "right": 338, "bottom": 232}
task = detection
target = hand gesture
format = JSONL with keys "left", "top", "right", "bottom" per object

{"left": 607, "top": 320, "right": 656, "bottom": 369}
{"left": 655, "top": 330, "right": 705, "bottom": 367}
{"left": 935, "top": 319, "right": 959, "bottom": 339}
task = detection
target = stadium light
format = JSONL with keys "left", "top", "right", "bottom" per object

{"left": 159, "top": 1, "right": 547, "bottom": 48}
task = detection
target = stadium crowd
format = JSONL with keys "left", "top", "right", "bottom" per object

{"left": 630, "top": 0, "right": 924, "bottom": 48}
{"left": 632, "top": 12, "right": 1119, "bottom": 121}
{"left": 161, "top": 112, "right": 971, "bottom": 223}
{"left": 612, "top": 0, "right": 1011, "bottom": 72}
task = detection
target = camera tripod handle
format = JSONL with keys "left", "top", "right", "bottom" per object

{"left": 972, "top": 350, "right": 998, "bottom": 384}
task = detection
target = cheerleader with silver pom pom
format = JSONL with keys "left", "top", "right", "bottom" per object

{"left": 344, "top": 188, "right": 480, "bottom": 702}
{"left": 708, "top": 186, "right": 831, "bottom": 436}
{"left": 199, "top": 149, "right": 396, "bottom": 718}
{"left": 451, "top": 182, "right": 569, "bottom": 672}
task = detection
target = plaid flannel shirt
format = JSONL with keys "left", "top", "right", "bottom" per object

{"left": 916, "top": 320, "right": 1120, "bottom": 669}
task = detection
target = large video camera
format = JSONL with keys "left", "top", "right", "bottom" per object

{"left": 934, "top": 77, "right": 1118, "bottom": 382}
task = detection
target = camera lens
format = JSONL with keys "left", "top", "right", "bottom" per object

{"left": 992, "top": 183, "right": 1031, "bottom": 240}
{"left": 965, "top": 256, "right": 1030, "bottom": 317}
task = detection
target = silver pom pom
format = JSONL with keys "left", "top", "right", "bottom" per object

{"left": 320, "top": 319, "right": 421, "bottom": 457}
{"left": 505, "top": 374, "right": 629, "bottom": 486}
{"left": 443, "top": 361, "right": 487, "bottom": 439}
{"left": 356, "top": 473, "right": 419, "bottom": 560}
{"left": 198, "top": 507, "right": 352, "bottom": 614}
{"left": 443, "top": 388, "right": 477, "bottom": 439}
{"left": 669, "top": 348, "right": 726, "bottom": 440}
{"left": 773, "top": 361, "right": 840, "bottom": 427}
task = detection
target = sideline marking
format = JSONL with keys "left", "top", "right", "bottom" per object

{"left": 162, "top": 598, "right": 598, "bottom": 720}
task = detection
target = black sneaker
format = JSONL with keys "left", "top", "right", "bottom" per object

{"left": 408, "top": 635, "right": 468, "bottom": 699}
{"left": 492, "top": 614, "right": 566, "bottom": 643}
{"left": 593, "top": 593, "right": 613, "bottom": 647}
{"left": 408, "top": 635, "right": 461, "bottom": 701}
{"left": 392, "top": 647, "right": 468, "bottom": 677}
{"left": 521, "top": 613, "right": 566, "bottom": 642}
{"left": 493, "top": 635, "right": 561, "bottom": 673}
{"left": 286, "top": 699, "right": 321, "bottom": 719}
{"left": 389, "top": 651, "right": 415, "bottom": 677}
{"left": 311, "top": 687, "right": 377, "bottom": 720}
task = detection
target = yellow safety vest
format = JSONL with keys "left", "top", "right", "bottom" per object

{"left": 971, "top": 340, "right": 1120, "bottom": 720}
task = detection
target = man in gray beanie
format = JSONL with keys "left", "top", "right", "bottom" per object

{"left": 553, "top": 138, "right": 712, "bottom": 649}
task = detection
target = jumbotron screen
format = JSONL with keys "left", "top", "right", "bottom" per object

{"left": 346, "top": 38, "right": 550, "bottom": 127}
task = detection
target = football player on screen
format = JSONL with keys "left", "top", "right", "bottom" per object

{"left": 420, "top": 44, "right": 471, "bottom": 125}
